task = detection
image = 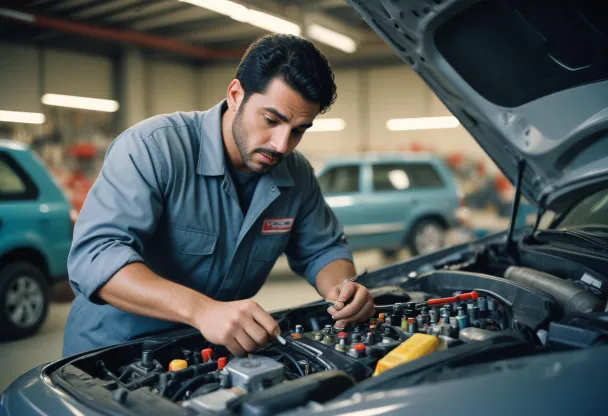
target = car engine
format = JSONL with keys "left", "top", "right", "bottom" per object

{"left": 47, "top": 261, "right": 607, "bottom": 416}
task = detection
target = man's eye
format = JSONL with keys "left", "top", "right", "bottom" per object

{"left": 264, "top": 117, "right": 277, "bottom": 126}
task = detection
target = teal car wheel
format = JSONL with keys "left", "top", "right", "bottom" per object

{"left": 407, "top": 219, "right": 446, "bottom": 256}
{"left": 0, "top": 262, "right": 49, "bottom": 340}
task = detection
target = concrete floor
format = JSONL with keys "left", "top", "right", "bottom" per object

{"left": 0, "top": 249, "right": 405, "bottom": 392}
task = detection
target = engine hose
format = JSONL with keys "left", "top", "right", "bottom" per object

{"left": 504, "top": 266, "right": 603, "bottom": 315}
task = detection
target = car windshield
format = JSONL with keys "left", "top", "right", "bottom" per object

{"left": 553, "top": 189, "right": 608, "bottom": 235}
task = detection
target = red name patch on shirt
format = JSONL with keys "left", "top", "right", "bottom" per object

{"left": 262, "top": 218, "right": 294, "bottom": 234}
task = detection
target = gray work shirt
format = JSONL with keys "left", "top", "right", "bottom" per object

{"left": 63, "top": 100, "right": 352, "bottom": 357}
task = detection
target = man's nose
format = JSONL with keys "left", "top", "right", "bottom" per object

{"left": 271, "top": 128, "right": 290, "bottom": 154}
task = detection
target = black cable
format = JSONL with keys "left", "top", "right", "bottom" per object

{"left": 170, "top": 373, "right": 216, "bottom": 402}
{"left": 279, "top": 352, "right": 305, "bottom": 377}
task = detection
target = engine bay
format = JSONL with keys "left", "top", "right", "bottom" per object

{"left": 47, "top": 256, "right": 608, "bottom": 416}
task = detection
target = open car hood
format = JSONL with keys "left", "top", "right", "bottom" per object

{"left": 345, "top": 0, "right": 608, "bottom": 208}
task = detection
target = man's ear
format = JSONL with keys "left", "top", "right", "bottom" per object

{"left": 226, "top": 79, "right": 244, "bottom": 112}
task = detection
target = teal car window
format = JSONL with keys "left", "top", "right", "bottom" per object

{"left": 372, "top": 163, "right": 444, "bottom": 191}
{"left": 0, "top": 152, "right": 38, "bottom": 201}
{"left": 318, "top": 165, "right": 360, "bottom": 194}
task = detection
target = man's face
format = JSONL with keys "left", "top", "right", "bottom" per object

{"left": 232, "top": 77, "right": 320, "bottom": 174}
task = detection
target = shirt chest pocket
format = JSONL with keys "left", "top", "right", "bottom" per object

{"left": 236, "top": 234, "right": 290, "bottom": 299}
{"left": 168, "top": 225, "right": 218, "bottom": 284}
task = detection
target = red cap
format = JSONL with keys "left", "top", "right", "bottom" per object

{"left": 354, "top": 343, "right": 366, "bottom": 352}
{"left": 408, "top": 317, "right": 416, "bottom": 323}
{"left": 338, "top": 332, "right": 349, "bottom": 339}
{"left": 217, "top": 357, "right": 227, "bottom": 370}
{"left": 201, "top": 348, "right": 213, "bottom": 363}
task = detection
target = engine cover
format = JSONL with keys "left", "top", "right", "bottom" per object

{"left": 225, "top": 355, "right": 285, "bottom": 392}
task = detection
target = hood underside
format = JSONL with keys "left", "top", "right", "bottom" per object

{"left": 346, "top": 0, "right": 608, "bottom": 207}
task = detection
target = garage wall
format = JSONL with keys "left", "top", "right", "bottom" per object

{"left": 44, "top": 49, "right": 113, "bottom": 99}
{"left": 0, "top": 42, "right": 42, "bottom": 113}
{"left": 148, "top": 60, "right": 199, "bottom": 117}
{"left": 0, "top": 42, "right": 491, "bottom": 169}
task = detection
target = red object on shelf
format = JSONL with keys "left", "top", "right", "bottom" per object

{"left": 353, "top": 343, "right": 366, "bottom": 352}
{"left": 68, "top": 143, "right": 97, "bottom": 158}
{"left": 338, "top": 332, "right": 349, "bottom": 339}
{"left": 217, "top": 357, "right": 227, "bottom": 370}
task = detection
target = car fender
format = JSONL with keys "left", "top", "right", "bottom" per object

{"left": 0, "top": 232, "right": 53, "bottom": 277}
{"left": 401, "top": 209, "right": 450, "bottom": 242}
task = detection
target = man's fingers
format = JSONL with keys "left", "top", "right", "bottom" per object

{"left": 334, "top": 282, "right": 357, "bottom": 311}
{"left": 235, "top": 330, "right": 258, "bottom": 353}
{"left": 332, "top": 287, "right": 369, "bottom": 320}
{"left": 334, "top": 302, "right": 374, "bottom": 329}
{"left": 225, "top": 338, "right": 246, "bottom": 356}
{"left": 245, "top": 322, "right": 270, "bottom": 349}
{"left": 327, "top": 305, "right": 337, "bottom": 316}
{"left": 252, "top": 304, "right": 280, "bottom": 337}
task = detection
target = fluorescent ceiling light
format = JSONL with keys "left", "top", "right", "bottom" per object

{"left": 179, "top": 0, "right": 300, "bottom": 35}
{"left": 307, "top": 23, "right": 357, "bottom": 53}
{"left": 248, "top": 9, "right": 300, "bottom": 35}
{"left": 0, "top": 110, "right": 45, "bottom": 124}
{"left": 386, "top": 116, "right": 460, "bottom": 131}
{"left": 41, "top": 94, "right": 120, "bottom": 112}
{"left": 179, "top": 0, "right": 247, "bottom": 21}
{"left": 308, "top": 118, "right": 346, "bottom": 132}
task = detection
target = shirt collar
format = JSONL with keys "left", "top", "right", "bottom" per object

{"left": 198, "top": 100, "right": 228, "bottom": 176}
{"left": 197, "top": 99, "right": 294, "bottom": 187}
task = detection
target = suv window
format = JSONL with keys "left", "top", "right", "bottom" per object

{"left": 318, "top": 165, "right": 360, "bottom": 194}
{"left": 0, "top": 152, "right": 38, "bottom": 201}
{"left": 372, "top": 163, "right": 444, "bottom": 191}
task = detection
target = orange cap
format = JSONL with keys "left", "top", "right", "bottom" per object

{"left": 291, "top": 333, "right": 303, "bottom": 339}
{"left": 378, "top": 313, "right": 385, "bottom": 320}
{"left": 168, "top": 359, "right": 187, "bottom": 371}
{"left": 217, "top": 357, "right": 227, "bottom": 370}
{"left": 354, "top": 343, "right": 366, "bottom": 352}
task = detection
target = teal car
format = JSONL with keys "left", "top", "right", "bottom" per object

{"left": 316, "top": 153, "right": 461, "bottom": 256}
{"left": 0, "top": 140, "right": 72, "bottom": 340}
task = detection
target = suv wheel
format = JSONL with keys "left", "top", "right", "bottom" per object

{"left": 0, "top": 262, "right": 50, "bottom": 340}
{"left": 407, "top": 219, "right": 446, "bottom": 256}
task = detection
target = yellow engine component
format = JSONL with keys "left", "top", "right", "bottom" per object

{"left": 373, "top": 333, "right": 438, "bottom": 376}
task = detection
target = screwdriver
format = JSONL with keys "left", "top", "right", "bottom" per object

{"left": 415, "top": 290, "right": 479, "bottom": 309}
{"left": 326, "top": 268, "right": 369, "bottom": 306}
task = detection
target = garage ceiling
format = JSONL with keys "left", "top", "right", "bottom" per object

{"left": 0, "top": 0, "right": 398, "bottom": 66}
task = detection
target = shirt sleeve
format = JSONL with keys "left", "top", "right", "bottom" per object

{"left": 67, "top": 130, "right": 167, "bottom": 304}
{"left": 284, "top": 158, "right": 353, "bottom": 286}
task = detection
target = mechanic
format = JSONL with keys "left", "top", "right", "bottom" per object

{"left": 63, "top": 34, "right": 375, "bottom": 358}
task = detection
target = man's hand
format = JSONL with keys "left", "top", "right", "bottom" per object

{"left": 326, "top": 282, "right": 375, "bottom": 328}
{"left": 193, "top": 299, "right": 281, "bottom": 356}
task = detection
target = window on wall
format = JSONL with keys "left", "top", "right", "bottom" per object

{"left": 372, "top": 163, "right": 444, "bottom": 191}
{"left": 318, "top": 165, "right": 360, "bottom": 194}
{"left": 0, "top": 153, "right": 38, "bottom": 201}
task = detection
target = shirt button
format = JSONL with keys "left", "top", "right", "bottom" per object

{"left": 271, "top": 186, "right": 276, "bottom": 192}
{"left": 179, "top": 244, "right": 185, "bottom": 250}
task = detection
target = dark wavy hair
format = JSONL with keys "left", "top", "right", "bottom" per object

{"left": 235, "top": 34, "right": 337, "bottom": 114}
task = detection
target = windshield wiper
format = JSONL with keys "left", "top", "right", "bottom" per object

{"left": 533, "top": 229, "right": 608, "bottom": 251}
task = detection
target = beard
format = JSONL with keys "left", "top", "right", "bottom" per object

{"left": 232, "top": 103, "right": 284, "bottom": 174}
